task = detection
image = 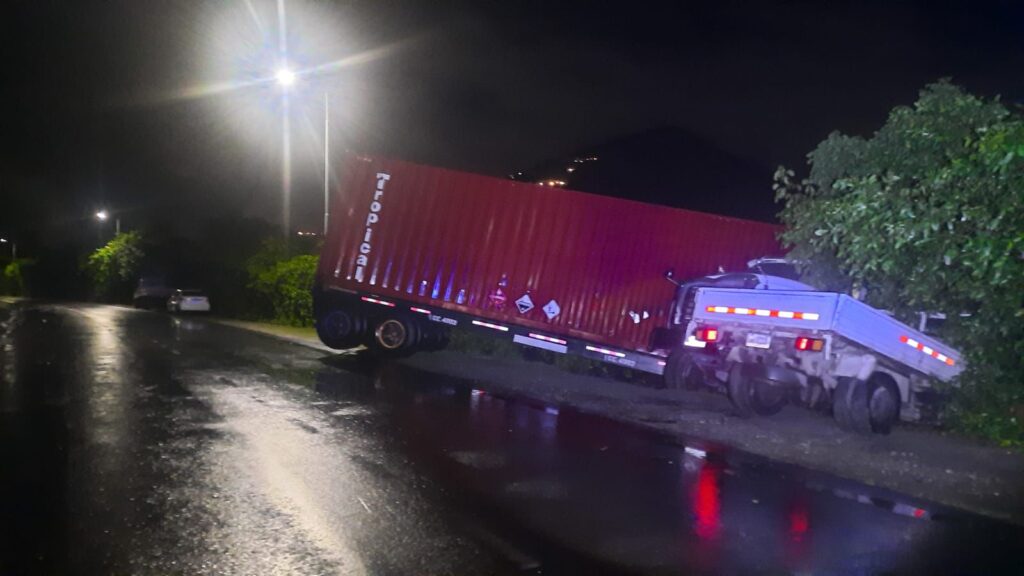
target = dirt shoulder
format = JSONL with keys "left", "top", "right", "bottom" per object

{"left": 214, "top": 318, "right": 1024, "bottom": 526}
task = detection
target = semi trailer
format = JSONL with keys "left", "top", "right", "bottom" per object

{"left": 313, "top": 154, "right": 781, "bottom": 374}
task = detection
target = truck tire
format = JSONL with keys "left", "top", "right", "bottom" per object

{"left": 728, "top": 363, "right": 755, "bottom": 417}
{"left": 316, "top": 308, "right": 364, "bottom": 350}
{"left": 750, "top": 380, "right": 787, "bottom": 416}
{"left": 867, "top": 373, "right": 900, "bottom": 435}
{"left": 664, "top": 348, "right": 701, "bottom": 390}
{"left": 833, "top": 377, "right": 872, "bottom": 434}
{"left": 368, "top": 316, "right": 420, "bottom": 357}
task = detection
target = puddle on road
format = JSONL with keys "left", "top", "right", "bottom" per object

{"left": 299, "top": 353, "right": 1023, "bottom": 575}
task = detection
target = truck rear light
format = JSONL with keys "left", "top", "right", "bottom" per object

{"left": 794, "top": 336, "right": 824, "bottom": 351}
{"left": 695, "top": 327, "right": 718, "bottom": 342}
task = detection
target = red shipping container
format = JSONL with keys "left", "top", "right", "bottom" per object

{"left": 317, "top": 155, "right": 782, "bottom": 353}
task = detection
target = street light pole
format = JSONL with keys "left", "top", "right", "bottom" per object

{"left": 276, "top": 66, "right": 296, "bottom": 239}
{"left": 274, "top": 68, "right": 331, "bottom": 239}
{"left": 323, "top": 91, "right": 330, "bottom": 237}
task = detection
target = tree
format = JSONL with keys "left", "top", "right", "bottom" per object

{"left": 2, "top": 260, "right": 31, "bottom": 296}
{"left": 85, "top": 231, "right": 146, "bottom": 302}
{"left": 249, "top": 254, "right": 319, "bottom": 326}
{"left": 774, "top": 81, "right": 1024, "bottom": 445}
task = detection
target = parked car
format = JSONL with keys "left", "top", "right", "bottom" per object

{"left": 167, "top": 289, "right": 211, "bottom": 313}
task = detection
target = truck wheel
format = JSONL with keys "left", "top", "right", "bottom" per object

{"left": 664, "top": 348, "right": 701, "bottom": 390}
{"left": 867, "top": 373, "right": 900, "bottom": 435}
{"left": 316, "top": 308, "right": 364, "bottom": 350}
{"left": 833, "top": 377, "right": 872, "bottom": 434}
{"left": 727, "top": 363, "right": 755, "bottom": 418}
{"left": 750, "top": 380, "right": 786, "bottom": 416}
{"left": 368, "top": 316, "right": 420, "bottom": 357}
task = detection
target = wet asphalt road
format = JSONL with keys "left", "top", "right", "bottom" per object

{"left": 1, "top": 303, "right": 1021, "bottom": 575}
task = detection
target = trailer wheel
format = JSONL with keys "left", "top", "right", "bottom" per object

{"left": 316, "top": 308, "right": 364, "bottom": 350}
{"left": 727, "top": 363, "right": 755, "bottom": 417}
{"left": 420, "top": 327, "right": 451, "bottom": 352}
{"left": 833, "top": 377, "right": 872, "bottom": 434}
{"left": 664, "top": 348, "right": 702, "bottom": 390}
{"left": 368, "top": 316, "right": 420, "bottom": 357}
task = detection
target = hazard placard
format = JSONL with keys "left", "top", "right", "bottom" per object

{"left": 515, "top": 294, "right": 534, "bottom": 314}
{"left": 543, "top": 299, "right": 561, "bottom": 320}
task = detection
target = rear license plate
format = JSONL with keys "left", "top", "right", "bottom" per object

{"left": 746, "top": 332, "right": 772, "bottom": 349}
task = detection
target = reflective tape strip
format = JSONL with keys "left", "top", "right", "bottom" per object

{"left": 513, "top": 335, "right": 567, "bottom": 353}
{"left": 472, "top": 320, "right": 509, "bottom": 332}
{"left": 585, "top": 345, "right": 626, "bottom": 358}
{"left": 900, "top": 335, "right": 955, "bottom": 366}
{"left": 361, "top": 296, "right": 395, "bottom": 307}
{"left": 705, "top": 306, "right": 819, "bottom": 321}
{"left": 409, "top": 307, "right": 431, "bottom": 314}
{"left": 528, "top": 333, "right": 568, "bottom": 345}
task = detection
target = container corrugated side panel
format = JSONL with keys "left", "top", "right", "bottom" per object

{"left": 321, "top": 156, "right": 782, "bottom": 351}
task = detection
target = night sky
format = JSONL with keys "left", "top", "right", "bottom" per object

{"left": 2, "top": 1, "right": 1022, "bottom": 241}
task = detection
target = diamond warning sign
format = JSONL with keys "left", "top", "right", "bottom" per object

{"left": 515, "top": 294, "right": 534, "bottom": 314}
{"left": 543, "top": 299, "right": 561, "bottom": 320}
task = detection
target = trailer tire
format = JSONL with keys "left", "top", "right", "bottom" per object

{"left": 368, "top": 316, "right": 420, "bottom": 357}
{"left": 420, "top": 327, "right": 451, "bottom": 352}
{"left": 833, "top": 377, "right": 872, "bottom": 434}
{"left": 316, "top": 308, "right": 364, "bottom": 350}
{"left": 728, "top": 363, "right": 755, "bottom": 418}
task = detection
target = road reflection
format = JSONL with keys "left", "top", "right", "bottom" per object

{"left": 312, "top": 355, "right": 1023, "bottom": 574}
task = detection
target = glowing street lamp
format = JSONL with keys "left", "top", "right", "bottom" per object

{"left": 95, "top": 210, "right": 121, "bottom": 235}
{"left": 275, "top": 64, "right": 332, "bottom": 238}
{"left": 275, "top": 67, "right": 296, "bottom": 87}
{"left": 0, "top": 238, "right": 13, "bottom": 260}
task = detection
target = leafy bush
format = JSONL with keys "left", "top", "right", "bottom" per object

{"left": 775, "top": 81, "right": 1024, "bottom": 445}
{"left": 2, "top": 260, "right": 30, "bottom": 296}
{"left": 249, "top": 254, "right": 319, "bottom": 326}
{"left": 84, "top": 232, "right": 145, "bottom": 302}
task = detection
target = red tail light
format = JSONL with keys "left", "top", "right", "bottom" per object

{"left": 696, "top": 327, "right": 719, "bottom": 342}
{"left": 795, "top": 336, "right": 824, "bottom": 351}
